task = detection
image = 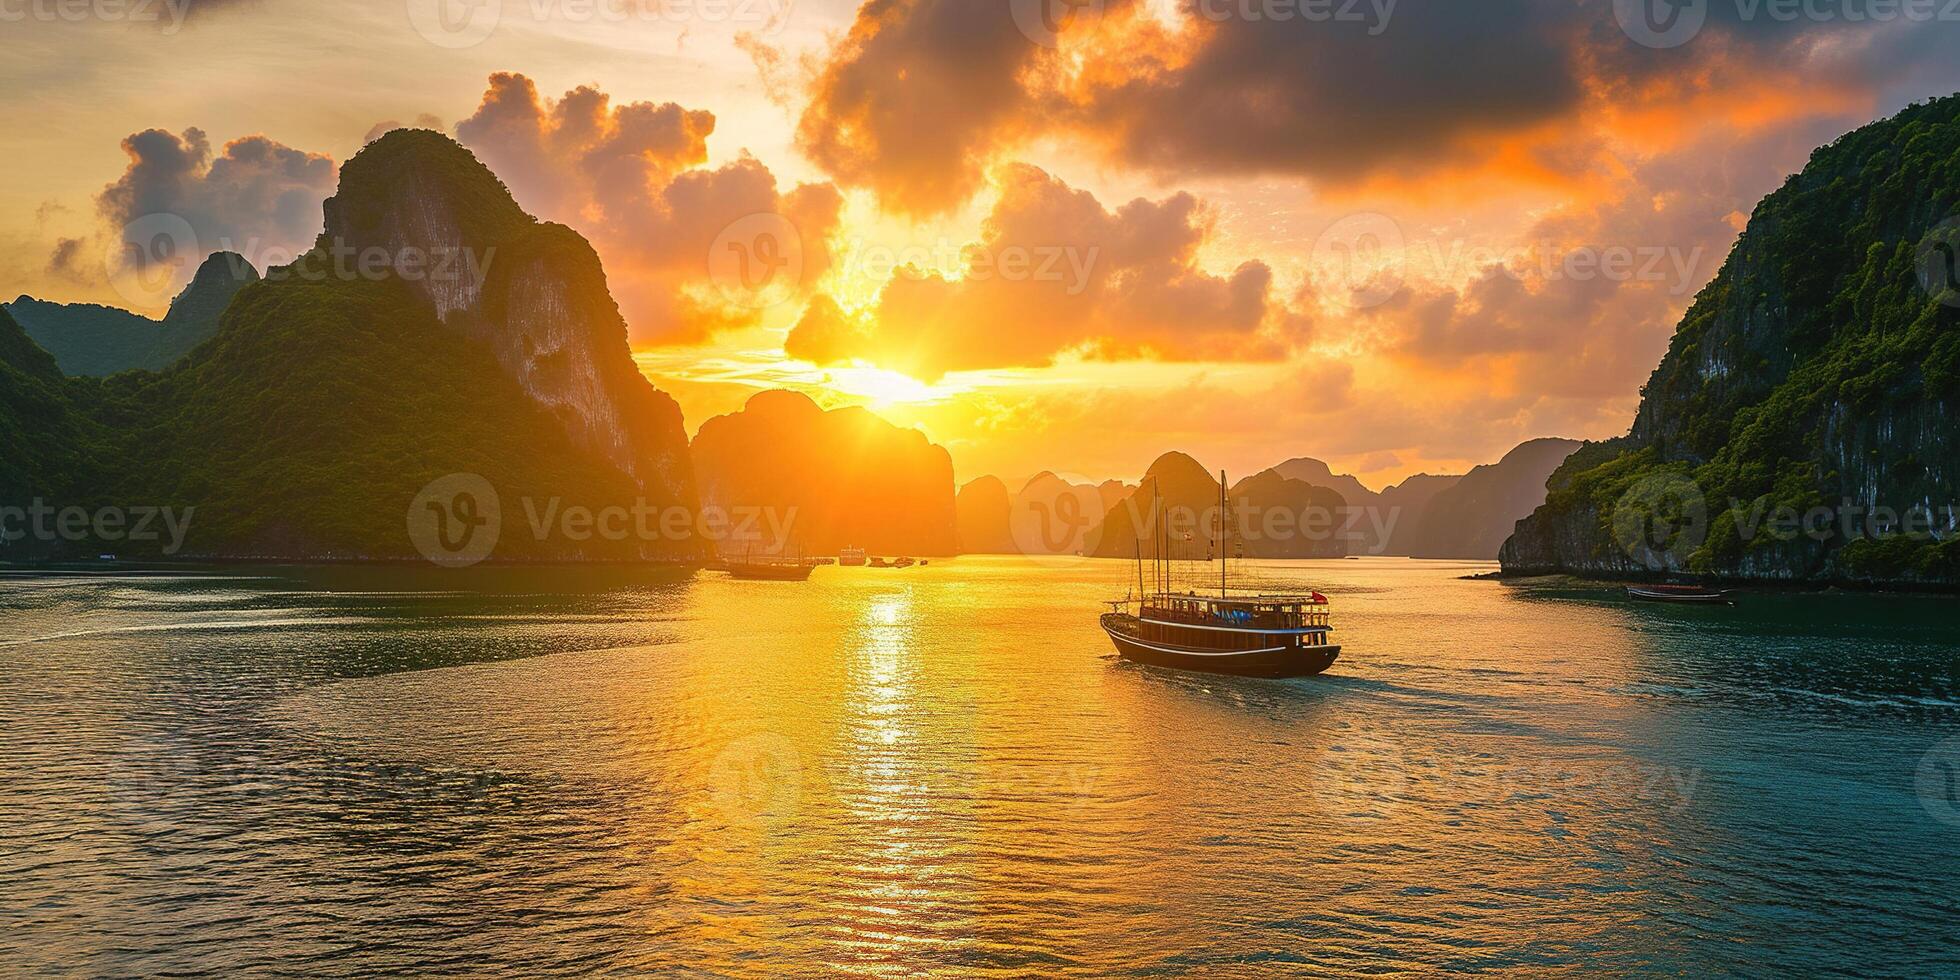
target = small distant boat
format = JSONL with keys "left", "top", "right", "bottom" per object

{"left": 723, "top": 545, "right": 817, "bottom": 581}
{"left": 893, "top": 557, "right": 916, "bottom": 569}
{"left": 869, "top": 556, "right": 892, "bottom": 568}
{"left": 726, "top": 558, "right": 815, "bottom": 581}
{"left": 1627, "top": 584, "right": 1734, "bottom": 605}
{"left": 1101, "top": 470, "right": 1340, "bottom": 679}
{"left": 839, "top": 546, "right": 867, "bottom": 566}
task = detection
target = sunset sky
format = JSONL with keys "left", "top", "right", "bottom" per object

{"left": 5, "top": 0, "right": 1959, "bottom": 488}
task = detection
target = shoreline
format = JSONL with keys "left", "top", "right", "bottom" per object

{"left": 1470, "top": 569, "right": 1960, "bottom": 597}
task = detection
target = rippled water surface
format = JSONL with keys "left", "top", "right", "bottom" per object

{"left": 4, "top": 557, "right": 1960, "bottom": 976}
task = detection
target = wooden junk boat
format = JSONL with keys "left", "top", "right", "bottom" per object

{"left": 1100, "top": 471, "right": 1341, "bottom": 679}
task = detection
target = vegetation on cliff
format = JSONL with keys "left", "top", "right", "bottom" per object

{"left": 1504, "top": 95, "right": 1960, "bottom": 584}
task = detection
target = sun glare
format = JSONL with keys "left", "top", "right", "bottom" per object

{"left": 822, "top": 365, "right": 950, "bottom": 406}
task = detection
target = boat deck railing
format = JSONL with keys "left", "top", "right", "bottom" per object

{"left": 1110, "top": 591, "right": 1332, "bottom": 630}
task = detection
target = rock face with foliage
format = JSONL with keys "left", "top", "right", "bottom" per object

{"left": 690, "top": 389, "right": 958, "bottom": 556}
{"left": 1503, "top": 96, "right": 1960, "bottom": 584}
{"left": 322, "top": 130, "right": 695, "bottom": 505}
{"left": 0, "top": 131, "right": 697, "bottom": 561}
{"left": 6, "top": 252, "right": 260, "bottom": 376}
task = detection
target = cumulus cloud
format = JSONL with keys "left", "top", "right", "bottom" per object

{"left": 94, "top": 127, "right": 336, "bottom": 291}
{"left": 455, "top": 72, "right": 842, "bottom": 344}
{"left": 785, "top": 162, "right": 1293, "bottom": 378}
{"left": 1330, "top": 110, "right": 1870, "bottom": 405}
{"left": 795, "top": 0, "right": 1044, "bottom": 216}
{"left": 790, "top": 0, "right": 1926, "bottom": 214}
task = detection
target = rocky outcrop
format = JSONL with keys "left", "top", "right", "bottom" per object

{"left": 690, "top": 390, "right": 958, "bottom": 556}
{"left": 1228, "top": 468, "right": 1350, "bottom": 559}
{"left": 1088, "top": 452, "right": 1350, "bottom": 559}
{"left": 1503, "top": 95, "right": 1960, "bottom": 585}
{"left": 1375, "top": 473, "right": 1460, "bottom": 551}
{"left": 954, "top": 471, "right": 1137, "bottom": 555}
{"left": 1399, "top": 438, "right": 1581, "bottom": 559}
{"left": 6, "top": 251, "right": 259, "bottom": 376}
{"left": 0, "top": 131, "right": 702, "bottom": 562}
{"left": 319, "top": 130, "right": 695, "bottom": 509}
{"left": 956, "top": 475, "right": 1016, "bottom": 553}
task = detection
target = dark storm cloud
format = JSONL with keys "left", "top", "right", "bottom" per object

{"left": 1071, "top": 0, "right": 1589, "bottom": 181}
{"left": 797, "top": 0, "right": 1953, "bottom": 209}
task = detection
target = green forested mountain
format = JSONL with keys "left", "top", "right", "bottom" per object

{"left": 0, "top": 306, "right": 112, "bottom": 509}
{"left": 6, "top": 252, "right": 260, "bottom": 376}
{"left": 1503, "top": 95, "right": 1960, "bottom": 585}
{"left": 0, "top": 131, "right": 697, "bottom": 562}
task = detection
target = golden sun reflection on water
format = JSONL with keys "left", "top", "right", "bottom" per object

{"left": 14, "top": 559, "right": 1959, "bottom": 975}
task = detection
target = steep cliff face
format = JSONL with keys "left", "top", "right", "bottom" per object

{"left": 5, "top": 251, "right": 259, "bottom": 376}
{"left": 320, "top": 130, "right": 695, "bottom": 509}
{"left": 690, "top": 390, "right": 958, "bottom": 555}
{"left": 1504, "top": 95, "right": 1960, "bottom": 584}
{"left": 0, "top": 131, "right": 701, "bottom": 562}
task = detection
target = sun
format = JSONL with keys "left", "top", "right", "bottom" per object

{"left": 821, "top": 365, "right": 950, "bottom": 406}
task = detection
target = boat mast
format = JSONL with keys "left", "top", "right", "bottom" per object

{"left": 1150, "top": 483, "right": 1161, "bottom": 597}
{"left": 1219, "top": 469, "right": 1228, "bottom": 600}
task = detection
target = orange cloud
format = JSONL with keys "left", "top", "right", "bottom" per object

{"left": 785, "top": 163, "right": 1295, "bottom": 379}
{"left": 455, "top": 72, "right": 842, "bottom": 345}
{"left": 790, "top": 0, "right": 1917, "bottom": 219}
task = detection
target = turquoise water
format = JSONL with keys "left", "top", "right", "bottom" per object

{"left": 2, "top": 557, "right": 1958, "bottom": 976}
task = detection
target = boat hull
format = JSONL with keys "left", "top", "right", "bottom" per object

{"left": 1102, "top": 619, "right": 1339, "bottom": 679}
{"left": 1627, "top": 587, "right": 1732, "bottom": 604}
{"left": 727, "top": 564, "right": 814, "bottom": 581}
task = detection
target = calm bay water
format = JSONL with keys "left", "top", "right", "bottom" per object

{"left": 3, "top": 557, "right": 1959, "bottom": 976}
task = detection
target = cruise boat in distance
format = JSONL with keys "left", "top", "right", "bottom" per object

{"left": 722, "top": 545, "right": 818, "bottom": 581}
{"left": 839, "top": 546, "right": 867, "bottom": 566}
{"left": 727, "top": 558, "right": 815, "bottom": 581}
{"left": 1100, "top": 472, "right": 1341, "bottom": 678}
